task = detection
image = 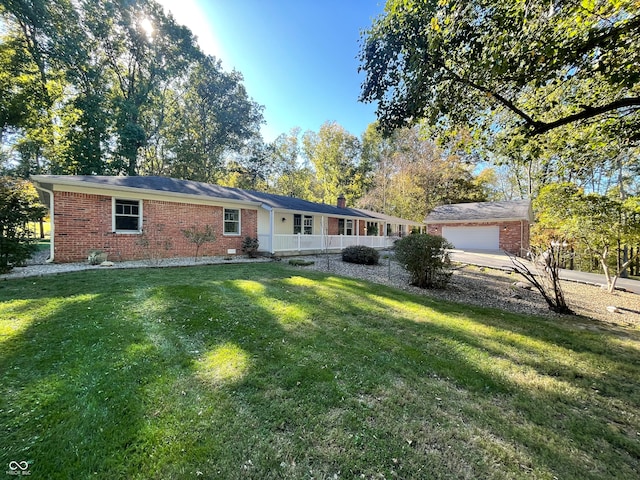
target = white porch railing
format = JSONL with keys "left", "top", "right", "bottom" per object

{"left": 266, "top": 234, "right": 396, "bottom": 253}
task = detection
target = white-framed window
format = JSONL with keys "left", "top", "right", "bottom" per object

{"left": 224, "top": 208, "right": 240, "bottom": 235}
{"left": 338, "top": 218, "right": 353, "bottom": 235}
{"left": 293, "top": 214, "right": 313, "bottom": 234}
{"left": 113, "top": 198, "right": 142, "bottom": 233}
{"left": 303, "top": 215, "right": 313, "bottom": 235}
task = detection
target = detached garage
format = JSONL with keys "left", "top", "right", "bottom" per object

{"left": 425, "top": 200, "right": 533, "bottom": 256}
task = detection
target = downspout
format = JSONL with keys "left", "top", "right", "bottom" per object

{"left": 39, "top": 186, "right": 55, "bottom": 263}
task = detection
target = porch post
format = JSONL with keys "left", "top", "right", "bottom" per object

{"left": 269, "top": 208, "right": 275, "bottom": 254}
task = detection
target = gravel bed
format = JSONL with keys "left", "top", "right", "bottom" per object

{"left": 290, "top": 253, "right": 640, "bottom": 327}
{"left": 4, "top": 251, "right": 638, "bottom": 327}
{"left": 1, "top": 251, "right": 270, "bottom": 280}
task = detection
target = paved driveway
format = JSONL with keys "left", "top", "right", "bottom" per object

{"left": 449, "top": 250, "right": 640, "bottom": 295}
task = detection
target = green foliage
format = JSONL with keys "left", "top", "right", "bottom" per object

{"left": 358, "top": 125, "right": 487, "bottom": 221}
{"left": 241, "top": 236, "right": 260, "bottom": 258}
{"left": 394, "top": 233, "right": 453, "bottom": 289}
{"left": 360, "top": 1, "right": 640, "bottom": 140}
{"left": 302, "top": 121, "right": 364, "bottom": 205}
{"left": 534, "top": 183, "right": 640, "bottom": 292}
{"left": 0, "top": 0, "right": 263, "bottom": 178}
{"left": 182, "top": 225, "right": 216, "bottom": 260}
{"left": 341, "top": 245, "right": 380, "bottom": 265}
{"left": 0, "top": 178, "right": 47, "bottom": 273}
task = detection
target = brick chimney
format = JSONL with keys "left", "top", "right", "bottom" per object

{"left": 337, "top": 194, "right": 346, "bottom": 208}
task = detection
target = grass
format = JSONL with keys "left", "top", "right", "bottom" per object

{"left": 1, "top": 263, "right": 639, "bottom": 479}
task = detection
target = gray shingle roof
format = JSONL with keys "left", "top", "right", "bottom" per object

{"left": 425, "top": 200, "right": 533, "bottom": 222}
{"left": 32, "top": 175, "right": 374, "bottom": 218}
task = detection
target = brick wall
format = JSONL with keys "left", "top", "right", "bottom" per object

{"left": 53, "top": 191, "right": 258, "bottom": 263}
{"left": 327, "top": 217, "right": 339, "bottom": 235}
{"left": 427, "top": 220, "right": 530, "bottom": 256}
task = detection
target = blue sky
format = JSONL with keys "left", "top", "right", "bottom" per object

{"left": 155, "top": 0, "right": 385, "bottom": 142}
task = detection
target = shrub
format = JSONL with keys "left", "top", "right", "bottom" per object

{"left": 241, "top": 236, "right": 260, "bottom": 258}
{"left": 0, "top": 178, "right": 47, "bottom": 273}
{"left": 289, "top": 259, "right": 314, "bottom": 266}
{"left": 87, "top": 250, "right": 108, "bottom": 265}
{"left": 182, "top": 225, "right": 215, "bottom": 260}
{"left": 342, "top": 245, "right": 380, "bottom": 265}
{"left": 394, "top": 234, "right": 453, "bottom": 289}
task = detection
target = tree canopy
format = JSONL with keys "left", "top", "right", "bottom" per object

{"left": 534, "top": 183, "right": 640, "bottom": 291}
{"left": 0, "top": 0, "right": 263, "bottom": 178}
{"left": 359, "top": 0, "right": 640, "bottom": 142}
{"left": 358, "top": 124, "right": 490, "bottom": 222}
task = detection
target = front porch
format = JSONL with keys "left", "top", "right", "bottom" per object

{"left": 258, "top": 233, "right": 397, "bottom": 255}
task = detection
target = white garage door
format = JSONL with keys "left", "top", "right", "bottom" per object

{"left": 442, "top": 226, "right": 499, "bottom": 251}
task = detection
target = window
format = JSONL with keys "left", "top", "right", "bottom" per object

{"left": 114, "top": 199, "right": 141, "bottom": 232}
{"left": 303, "top": 215, "right": 313, "bottom": 235}
{"left": 293, "top": 214, "right": 312, "bottom": 234}
{"left": 338, "top": 218, "right": 353, "bottom": 235}
{"left": 345, "top": 219, "right": 353, "bottom": 236}
{"left": 224, "top": 208, "right": 240, "bottom": 235}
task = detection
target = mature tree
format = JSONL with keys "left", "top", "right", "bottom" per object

{"left": 358, "top": 125, "right": 487, "bottom": 221}
{"left": 360, "top": 122, "right": 395, "bottom": 212}
{"left": 1, "top": 0, "right": 264, "bottom": 179}
{"left": 489, "top": 120, "right": 640, "bottom": 198}
{"left": 161, "top": 58, "right": 263, "bottom": 182}
{"left": 88, "top": 0, "right": 200, "bottom": 175}
{"left": 360, "top": 0, "right": 640, "bottom": 141}
{"left": 302, "top": 122, "right": 364, "bottom": 205}
{"left": 535, "top": 183, "right": 640, "bottom": 292}
{"left": 264, "top": 128, "right": 313, "bottom": 199}
{"left": 221, "top": 138, "right": 271, "bottom": 191}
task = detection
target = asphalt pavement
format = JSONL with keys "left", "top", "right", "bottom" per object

{"left": 448, "top": 250, "right": 640, "bottom": 295}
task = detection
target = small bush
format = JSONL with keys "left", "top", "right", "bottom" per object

{"left": 394, "top": 234, "right": 452, "bottom": 289}
{"left": 342, "top": 245, "right": 380, "bottom": 265}
{"left": 241, "top": 236, "right": 260, "bottom": 258}
{"left": 182, "top": 225, "right": 215, "bottom": 260}
{"left": 289, "top": 259, "right": 314, "bottom": 266}
{"left": 87, "top": 250, "right": 108, "bottom": 265}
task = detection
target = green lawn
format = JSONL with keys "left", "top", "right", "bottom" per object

{"left": 1, "top": 263, "right": 639, "bottom": 479}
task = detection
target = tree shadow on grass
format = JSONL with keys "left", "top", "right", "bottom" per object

{"left": 1, "top": 264, "right": 639, "bottom": 479}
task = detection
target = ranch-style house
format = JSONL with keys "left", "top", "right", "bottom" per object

{"left": 31, "top": 175, "right": 424, "bottom": 263}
